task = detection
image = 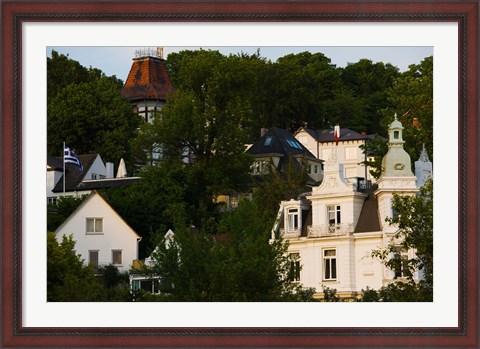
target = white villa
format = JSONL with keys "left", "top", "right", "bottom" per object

{"left": 272, "top": 116, "right": 432, "bottom": 300}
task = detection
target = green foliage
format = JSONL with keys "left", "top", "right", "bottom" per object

{"left": 149, "top": 50, "right": 256, "bottom": 210}
{"left": 47, "top": 232, "right": 104, "bottom": 301}
{"left": 148, "top": 200, "right": 314, "bottom": 302}
{"left": 101, "top": 163, "right": 189, "bottom": 258}
{"left": 358, "top": 134, "right": 388, "bottom": 179}
{"left": 357, "top": 281, "right": 432, "bottom": 302}
{"left": 370, "top": 179, "right": 433, "bottom": 301}
{"left": 321, "top": 286, "right": 340, "bottom": 302}
{"left": 47, "top": 50, "right": 142, "bottom": 169}
{"left": 47, "top": 195, "right": 87, "bottom": 231}
{"left": 381, "top": 56, "right": 433, "bottom": 162}
{"left": 386, "top": 178, "right": 433, "bottom": 284}
{"left": 253, "top": 157, "right": 310, "bottom": 223}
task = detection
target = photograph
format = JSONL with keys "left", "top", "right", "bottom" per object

{"left": 2, "top": 1, "right": 478, "bottom": 347}
{"left": 46, "top": 45, "right": 434, "bottom": 303}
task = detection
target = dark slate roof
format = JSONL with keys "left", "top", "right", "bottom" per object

{"left": 50, "top": 154, "right": 139, "bottom": 193}
{"left": 298, "top": 127, "right": 371, "bottom": 143}
{"left": 51, "top": 154, "right": 97, "bottom": 192}
{"left": 47, "top": 156, "right": 64, "bottom": 170}
{"left": 247, "top": 127, "right": 318, "bottom": 159}
{"left": 354, "top": 193, "right": 381, "bottom": 233}
{"left": 121, "top": 56, "right": 174, "bottom": 102}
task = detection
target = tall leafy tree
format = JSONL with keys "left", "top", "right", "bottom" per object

{"left": 149, "top": 200, "right": 315, "bottom": 301}
{"left": 47, "top": 51, "right": 142, "bottom": 169}
{"left": 101, "top": 163, "right": 188, "bottom": 258}
{"left": 381, "top": 56, "right": 433, "bottom": 162}
{"left": 47, "top": 232, "right": 104, "bottom": 301}
{"left": 369, "top": 179, "right": 433, "bottom": 301}
{"left": 152, "top": 50, "right": 255, "bottom": 209}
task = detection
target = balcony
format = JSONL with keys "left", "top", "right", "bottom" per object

{"left": 279, "top": 228, "right": 301, "bottom": 239}
{"left": 307, "top": 223, "right": 354, "bottom": 238}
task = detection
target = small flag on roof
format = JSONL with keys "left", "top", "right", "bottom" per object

{"left": 334, "top": 125, "right": 340, "bottom": 146}
{"left": 64, "top": 145, "right": 83, "bottom": 173}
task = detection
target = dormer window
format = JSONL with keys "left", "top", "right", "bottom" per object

{"left": 287, "top": 208, "right": 299, "bottom": 232}
{"left": 264, "top": 136, "right": 273, "bottom": 146}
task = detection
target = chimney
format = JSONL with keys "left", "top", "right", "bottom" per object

{"left": 260, "top": 128, "right": 269, "bottom": 138}
{"left": 106, "top": 162, "right": 114, "bottom": 179}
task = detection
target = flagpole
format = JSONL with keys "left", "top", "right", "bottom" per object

{"left": 63, "top": 141, "right": 65, "bottom": 195}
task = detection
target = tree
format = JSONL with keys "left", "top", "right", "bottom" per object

{"left": 47, "top": 51, "right": 142, "bottom": 169}
{"left": 358, "top": 134, "right": 388, "bottom": 179}
{"left": 148, "top": 200, "right": 315, "bottom": 301}
{"left": 101, "top": 163, "right": 189, "bottom": 258}
{"left": 151, "top": 50, "right": 256, "bottom": 210}
{"left": 381, "top": 56, "right": 433, "bottom": 163}
{"left": 47, "top": 195, "right": 87, "bottom": 231}
{"left": 370, "top": 178, "right": 433, "bottom": 301}
{"left": 47, "top": 232, "right": 104, "bottom": 301}
{"left": 253, "top": 157, "right": 310, "bottom": 224}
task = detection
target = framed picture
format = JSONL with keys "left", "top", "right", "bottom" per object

{"left": 2, "top": 1, "right": 478, "bottom": 347}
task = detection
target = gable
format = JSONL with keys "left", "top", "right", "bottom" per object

{"left": 55, "top": 191, "right": 140, "bottom": 240}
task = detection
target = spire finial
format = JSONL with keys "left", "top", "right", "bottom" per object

{"left": 394, "top": 112, "right": 398, "bottom": 120}
{"left": 419, "top": 144, "right": 430, "bottom": 162}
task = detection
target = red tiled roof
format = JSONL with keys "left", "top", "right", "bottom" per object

{"left": 121, "top": 56, "right": 174, "bottom": 101}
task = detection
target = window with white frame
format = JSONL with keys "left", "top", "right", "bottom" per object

{"left": 289, "top": 253, "right": 301, "bottom": 281}
{"left": 86, "top": 217, "right": 103, "bottom": 234}
{"left": 345, "top": 147, "right": 357, "bottom": 160}
{"left": 112, "top": 250, "right": 122, "bottom": 266}
{"left": 252, "top": 160, "right": 269, "bottom": 175}
{"left": 47, "top": 197, "right": 58, "bottom": 205}
{"left": 323, "top": 249, "right": 337, "bottom": 280}
{"left": 89, "top": 250, "right": 99, "bottom": 268}
{"left": 327, "top": 205, "right": 341, "bottom": 230}
{"left": 287, "top": 208, "right": 299, "bottom": 232}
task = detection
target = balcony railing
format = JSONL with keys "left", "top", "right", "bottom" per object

{"left": 279, "top": 228, "right": 301, "bottom": 239}
{"left": 307, "top": 223, "right": 354, "bottom": 238}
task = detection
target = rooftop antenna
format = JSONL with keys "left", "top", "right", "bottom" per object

{"left": 156, "top": 47, "right": 164, "bottom": 59}
{"left": 134, "top": 47, "right": 164, "bottom": 59}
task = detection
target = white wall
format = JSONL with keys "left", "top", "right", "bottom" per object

{"left": 55, "top": 193, "right": 140, "bottom": 273}
{"left": 84, "top": 155, "right": 107, "bottom": 180}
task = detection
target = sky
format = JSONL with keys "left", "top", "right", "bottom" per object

{"left": 48, "top": 46, "right": 433, "bottom": 82}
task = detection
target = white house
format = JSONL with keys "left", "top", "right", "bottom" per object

{"left": 295, "top": 126, "right": 377, "bottom": 183}
{"left": 55, "top": 191, "right": 142, "bottom": 273}
{"left": 47, "top": 154, "right": 140, "bottom": 205}
{"left": 273, "top": 116, "right": 431, "bottom": 300}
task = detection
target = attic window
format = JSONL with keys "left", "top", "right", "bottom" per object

{"left": 287, "top": 139, "right": 303, "bottom": 150}
{"left": 264, "top": 136, "right": 273, "bottom": 146}
{"left": 86, "top": 217, "right": 103, "bottom": 234}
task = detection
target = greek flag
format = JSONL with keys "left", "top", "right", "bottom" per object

{"left": 64, "top": 145, "right": 83, "bottom": 172}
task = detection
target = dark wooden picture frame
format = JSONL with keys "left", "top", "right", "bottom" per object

{"left": 1, "top": 1, "right": 478, "bottom": 347}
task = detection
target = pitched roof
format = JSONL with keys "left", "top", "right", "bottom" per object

{"left": 297, "top": 127, "right": 373, "bottom": 143}
{"left": 121, "top": 56, "right": 174, "bottom": 102}
{"left": 55, "top": 191, "right": 141, "bottom": 239}
{"left": 354, "top": 193, "right": 381, "bottom": 233}
{"left": 47, "top": 156, "right": 64, "bottom": 170}
{"left": 247, "top": 127, "right": 317, "bottom": 159}
{"left": 51, "top": 154, "right": 98, "bottom": 192}
{"left": 50, "top": 154, "right": 141, "bottom": 192}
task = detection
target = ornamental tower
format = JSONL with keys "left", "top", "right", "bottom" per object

{"left": 121, "top": 47, "right": 174, "bottom": 123}
{"left": 375, "top": 114, "right": 418, "bottom": 232}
